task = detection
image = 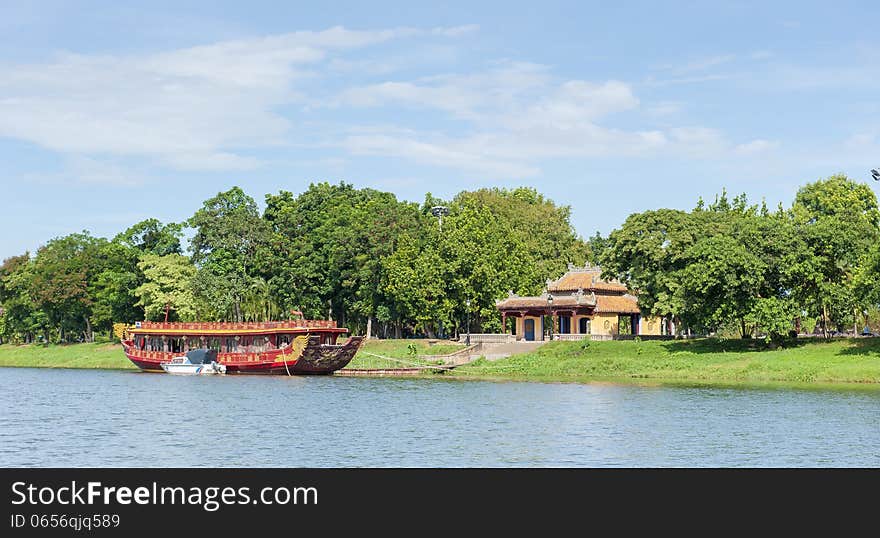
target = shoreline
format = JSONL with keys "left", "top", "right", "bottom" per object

{"left": 3, "top": 362, "right": 878, "bottom": 392}
{"left": 2, "top": 338, "right": 880, "bottom": 392}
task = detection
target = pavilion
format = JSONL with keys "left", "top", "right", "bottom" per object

{"left": 495, "top": 263, "right": 666, "bottom": 341}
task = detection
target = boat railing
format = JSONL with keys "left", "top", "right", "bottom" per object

{"left": 135, "top": 320, "right": 338, "bottom": 331}
{"left": 128, "top": 347, "right": 283, "bottom": 363}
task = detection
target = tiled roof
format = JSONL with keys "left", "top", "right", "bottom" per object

{"left": 595, "top": 294, "right": 640, "bottom": 314}
{"left": 496, "top": 294, "right": 591, "bottom": 310}
{"left": 497, "top": 293, "right": 640, "bottom": 314}
{"left": 546, "top": 264, "right": 628, "bottom": 293}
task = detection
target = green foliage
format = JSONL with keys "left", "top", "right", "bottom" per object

{"left": 189, "top": 187, "right": 272, "bottom": 321}
{"left": 602, "top": 175, "right": 880, "bottom": 338}
{"left": 134, "top": 254, "right": 200, "bottom": 321}
{"left": 792, "top": 174, "right": 880, "bottom": 334}
{"left": 4, "top": 175, "right": 880, "bottom": 345}
{"left": 114, "top": 219, "right": 183, "bottom": 256}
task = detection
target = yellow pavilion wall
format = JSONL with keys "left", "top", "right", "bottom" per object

{"left": 514, "top": 312, "right": 661, "bottom": 338}
{"left": 639, "top": 316, "right": 663, "bottom": 336}
{"left": 591, "top": 313, "right": 619, "bottom": 336}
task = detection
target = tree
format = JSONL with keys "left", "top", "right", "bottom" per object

{"left": 792, "top": 174, "right": 880, "bottom": 336}
{"left": 29, "top": 232, "right": 109, "bottom": 342}
{"left": 114, "top": 219, "right": 183, "bottom": 256}
{"left": 600, "top": 208, "right": 694, "bottom": 331}
{"left": 189, "top": 187, "right": 270, "bottom": 321}
{"left": 0, "top": 253, "right": 44, "bottom": 343}
{"left": 602, "top": 191, "right": 800, "bottom": 337}
{"left": 264, "top": 182, "right": 423, "bottom": 333}
{"left": 134, "top": 254, "right": 200, "bottom": 321}
{"left": 389, "top": 187, "right": 590, "bottom": 335}
{"left": 89, "top": 241, "right": 143, "bottom": 333}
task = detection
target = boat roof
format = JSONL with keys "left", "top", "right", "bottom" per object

{"left": 130, "top": 320, "right": 348, "bottom": 336}
{"left": 184, "top": 349, "right": 217, "bottom": 364}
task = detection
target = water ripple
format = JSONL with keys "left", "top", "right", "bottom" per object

{"left": 1, "top": 368, "right": 879, "bottom": 467}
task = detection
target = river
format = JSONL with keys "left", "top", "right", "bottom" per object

{"left": 1, "top": 367, "right": 878, "bottom": 467}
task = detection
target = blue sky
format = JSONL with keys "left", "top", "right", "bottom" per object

{"left": 1, "top": 1, "right": 879, "bottom": 258}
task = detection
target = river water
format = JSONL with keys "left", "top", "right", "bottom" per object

{"left": 1, "top": 367, "right": 878, "bottom": 467}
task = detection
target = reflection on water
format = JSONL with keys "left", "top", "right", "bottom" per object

{"left": 1, "top": 367, "right": 879, "bottom": 467}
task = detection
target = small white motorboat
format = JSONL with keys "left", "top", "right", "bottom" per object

{"left": 160, "top": 349, "right": 226, "bottom": 375}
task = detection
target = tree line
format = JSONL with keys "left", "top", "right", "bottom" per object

{"left": 1, "top": 175, "right": 878, "bottom": 345}
{"left": 599, "top": 174, "right": 880, "bottom": 341}
{"left": 0, "top": 184, "right": 589, "bottom": 343}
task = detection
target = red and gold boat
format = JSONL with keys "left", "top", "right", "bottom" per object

{"left": 122, "top": 319, "right": 364, "bottom": 374}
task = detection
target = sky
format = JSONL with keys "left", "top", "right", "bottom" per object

{"left": 1, "top": 0, "right": 879, "bottom": 259}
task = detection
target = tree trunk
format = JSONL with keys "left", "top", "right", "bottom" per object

{"left": 366, "top": 317, "right": 372, "bottom": 340}
{"left": 822, "top": 304, "right": 829, "bottom": 339}
{"left": 854, "top": 308, "right": 859, "bottom": 336}
{"left": 234, "top": 301, "right": 242, "bottom": 323}
{"left": 740, "top": 318, "right": 747, "bottom": 339}
{"left": 84, "top": 315, "right": 93, "bottom": 343}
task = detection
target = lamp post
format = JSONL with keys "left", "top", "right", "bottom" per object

{"left": 546, "top": 294, "right": 554, "bottom": 341}
{"left": 431, "top": 206, "right": 450, "bottom": 232}
{"left": 465, "top": 299, "right": 471, "bottom": 346}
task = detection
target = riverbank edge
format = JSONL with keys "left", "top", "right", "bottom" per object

{"left": 3, "top": 339, "right": 880, "bottom": 392}
{"left": 4, "top": 361, "right": 880, "bottom": 391}
{"left": 437, "top": 372, "right": 880, "bottom": 392}
{"left": 4, "top": 361, "right": 879, "bottom": 391}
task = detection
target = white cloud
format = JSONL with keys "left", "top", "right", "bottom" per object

{"left": 658, "top": 54, "right": 736, "bottom": 75}
{"left": 644, "top": 73, "right": 734, "bottom": 87}
{"left": 21, "top": 155, "right": 152, "bottom": 186}
{"left": 334, "top": 64, "right": 753, "bottom": 176}
{"left": 735, "top": 139, "right": 780, "bottom": 155}
{"left": 0, "top": 25, "right": 471, "bottom": 177}
{"left": 345, "top": 131, "right": 541, "bottom": 178}
{"left": 646, "top": 101, "right": 683, "bottom": 117}
{"left": 334, "top": 61, "right": 551, "bottom": 120}
{"left": 0, "top": 24, "right": 776, "bottom": 183}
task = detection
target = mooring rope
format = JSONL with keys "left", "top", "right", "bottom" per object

{"left": 282, "top": 343, "right": 292, "bottom": 376}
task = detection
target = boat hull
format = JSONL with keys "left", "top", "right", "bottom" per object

{"left": 123, "top": 335, "right": 364, "bottom": 375}
{"left": 161, "top": 362, "right": 226, "bottom": 375}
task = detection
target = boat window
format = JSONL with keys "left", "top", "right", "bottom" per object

{"left": 146, "top": 337, "right": 164, "bottom": 351}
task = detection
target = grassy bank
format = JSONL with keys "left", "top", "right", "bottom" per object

{"left": 345, "top": 339, "right": 466, "bottom": 369}
{"left": 0, "top": 342, "right": 135, "bottom": 370}
{"left": 0, "top": 338, "right": 466, "bottom": 371}
{"left": 452, "top": 337, "right": 880, "bottom": 388}
{"left": 5, "top": 337, "right": 880, "bottom": 389}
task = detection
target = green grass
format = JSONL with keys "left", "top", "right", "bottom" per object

{"left": 452, "top": 337, "right": 880, "bottom": 388}
{"left": 346, "top": 338, "right": 466, "bottom": 369}
{"left": 0, "top": 342, "right": 135, "bottom": 370}
{"left": 6, "top": 337, "right": 880, "bottom": 390}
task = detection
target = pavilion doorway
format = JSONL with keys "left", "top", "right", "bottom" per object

{"left": 524, "top": 319, "right": 535, "bottom": 341}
